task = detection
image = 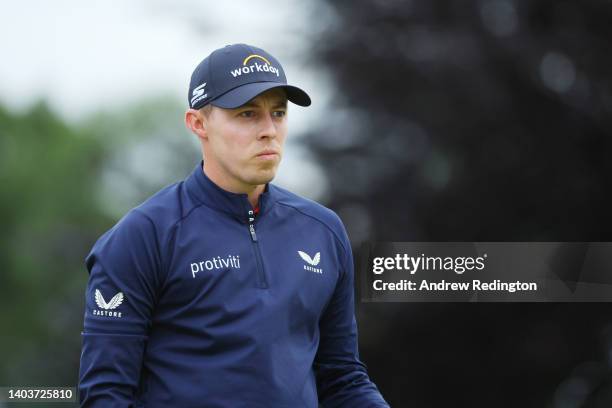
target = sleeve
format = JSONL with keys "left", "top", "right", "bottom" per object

{"left": 78, "top": 209, "right": 162, "bottom": 407}
{"left": 314, "top": 220, "right": 390, "bottom": 408}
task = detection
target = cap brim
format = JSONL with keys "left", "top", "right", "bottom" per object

{"left": 210, "top": 82, "right": 311, "bottom": 109}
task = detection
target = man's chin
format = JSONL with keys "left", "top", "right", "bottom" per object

{"left": 246, "top": 168, "right": 277, "bottom": 186}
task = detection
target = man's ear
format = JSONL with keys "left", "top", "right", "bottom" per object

{"left": 185, "top": 108, "right": 208, "bottom": 141}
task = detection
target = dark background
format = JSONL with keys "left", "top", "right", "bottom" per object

{"left": 1, "top": 1, "right": 611, "bottom": 407}
{"left": 310, "top": 1, "right": 612, "bottom": 407}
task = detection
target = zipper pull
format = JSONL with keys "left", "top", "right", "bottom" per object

{"left": 248, "top": 210, "right": 257, "bottom": 241}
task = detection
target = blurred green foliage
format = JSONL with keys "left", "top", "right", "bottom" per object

{"left": 0, "top": 96, "right": 198, "bottom": 397}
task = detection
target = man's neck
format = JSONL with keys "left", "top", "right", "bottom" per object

{"left": 202, "top": 162, "right": 265, "bottom": 209}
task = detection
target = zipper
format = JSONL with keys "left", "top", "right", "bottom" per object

{"left": 247, "top": 209, "right": 268, "bottom": 289}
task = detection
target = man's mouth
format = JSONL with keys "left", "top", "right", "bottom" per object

{"left": 256, "top": 149, "right": 280, "bottom": 159}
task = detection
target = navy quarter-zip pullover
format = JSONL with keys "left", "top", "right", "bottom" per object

{"left": 79, "top": 161, "right": 389, "bottom": 407}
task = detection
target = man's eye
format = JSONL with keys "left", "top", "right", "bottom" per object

{"left": 273, "top": 111, "right": 286, "bottom": 118}
{"left": 239, "top": 111, "right": 254, "bottom": 118}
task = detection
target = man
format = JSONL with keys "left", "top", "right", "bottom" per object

{"left": 79, "top": 43, "right": 389, "bottom": 407}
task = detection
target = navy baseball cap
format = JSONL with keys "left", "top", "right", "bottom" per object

{"left": 188, "top": 43, "right": 311, "bottom": 110}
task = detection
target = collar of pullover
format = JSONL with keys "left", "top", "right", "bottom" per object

{"left": 185, "top": 160, "right": 276, "bottom": 221}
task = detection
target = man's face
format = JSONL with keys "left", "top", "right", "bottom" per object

{"left": 201, "top": 88, "right": 288, "bottom": 191}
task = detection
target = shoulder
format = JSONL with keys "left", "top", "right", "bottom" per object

{"left": 133, "top": 182, "right": 185, "bottom": 226}
{"left": 270, "top": 184, "right": 349, "bottom": 247}
{"left": 272, "top": 184, "right": 343, "bottom": 228}
{"left": 95, "top": 180, "right": 193, "bottom": 250}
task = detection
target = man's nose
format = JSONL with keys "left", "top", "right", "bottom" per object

{"left": 257, "top": 112, "right": 278, "bottom": 140}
